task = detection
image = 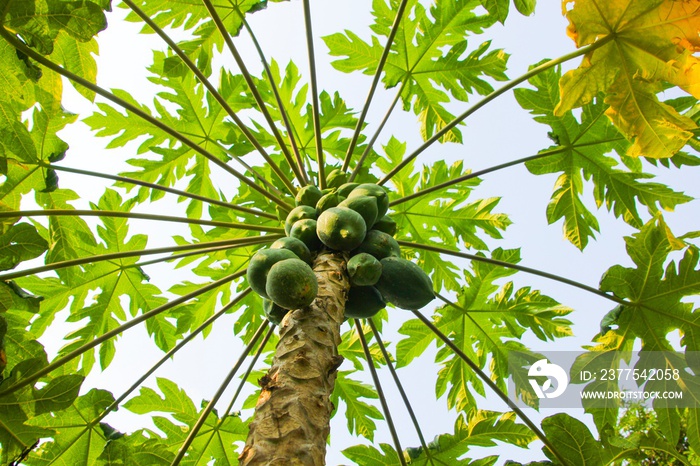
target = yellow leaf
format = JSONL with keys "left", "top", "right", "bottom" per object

{"left": 605, "top": 79, "right": 695, "bottom": 158}
{"left": 557, "top": 0, "right": 700, "bottom": 158}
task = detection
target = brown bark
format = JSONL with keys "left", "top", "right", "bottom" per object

{"left": 239, "top": 251, "right": 349, "bottom": 466}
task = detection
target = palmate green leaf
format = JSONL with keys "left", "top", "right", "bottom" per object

{"left": 0, "top": 40, "right": 37, "bottom": 113}
{"left": 97, "top": 433, "right": 174, "bottom": 465}
{"left": 330, "top": 371, "right": 384, "bottom": 441}
{"left": 0, "top": 44, "right": 74, "bottom": 195}
{"left": 577, "top": 328, "right": 699, "bottom": 445}
{"left": 24, "top": 388, "right": 115, "bottom": 466}
{"left": 85, "top": 60, "right": 232, "bottom": 211}
{"left": 0, "top": 371, "right": 82, "bottom": 463}
{"left": 0, "top": 25, "right": 91, "bottom": 190}
{"left": 0, "top": 35, "right": 53, "bottom": 167}
{"left": 34, "top": 189, "right": 98, "bottom": 282}
{"left": 541, "top": 413, "right": 610, "bottom": 466}
{"left": 17, "top": 189, "right": 171, "bottom": 369}
{"left": 344, "top": 411, "right": 532, "bottom": 465}
{"left": 149, "top": 54, "right": 231, "bottom": 163}
{"left": 167, "top": 225, "right": 256, "bottom": 337}
{"left": 324, "top": 0, "right": 507, "bottom": 142}
{"left": 402, "top": 411, "right": 535, "bottom": 465}
{"left": 0, "top": 401, "right": 50, "bottom": 464}
{"left": 1, "top": 0, "right": 107, "bottom": 55}
{"left": 539, "top": 412, "right": 692, "bottom": 466}
{"left": 123, "top": 0, "right": 279, "bottom": 76}
{"left": 599, "top": 216, "right": 700, "bottom": 352}
{"left": 124, "top": 377, "right": 249, "bottom": 464}
{"left": 0, "top": 354, "right": 54, "bottom": 464}
{"left": 397, "top": 248, "right": 571, "bottom": 412}
{"left": 338, "top": 324, "right": 388, "bottom": 372}
{"left": 515, "top": 65, "right": 692, "bottom": 249}
{"left": 342, "top": 443, "right": 405, "bottom": 466}
{"left": 0, "top": 223, "right": 48, "bottom": 272}
{"left": 0, "top": 294, "right": 45, "bottom": 385}
{"left": 50, "top": 29, "right": 100, "bottom": 101}
{"left": 83, "top": 89, "right": 172, "bottom": 153}
{"left": 244, "top": 59, "right": 370, "bottom": 168}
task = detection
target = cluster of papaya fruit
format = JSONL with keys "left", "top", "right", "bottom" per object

{"left": 247, "top": 169, "right": 434, "bottom": 325}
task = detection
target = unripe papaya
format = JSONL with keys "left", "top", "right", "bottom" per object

{"left": 325, "top": 169, "right": 348, "bottom": 189}
{"left": 338, "top": 195, "right": 378, "bottom": 229}
{"left": 317, "top": 207, "right": 367, "bottom": 251}
{"left": 316, "top": 190, "right": 340, "bottom": 215}
{"left": 347, "top": 183, "right": 389, "bottom": 218}
{"left": 353, "top": 229, "right": 400, "bottom": 260}
{"left": 344, "top": 286, "right": 385, "bottom": 319}
{"left": 285, "top": 205, "right": 317, "bottom": 235}
{"left": 337, "top": 182, "right": 360, "bottom": 198}
{"left": 271, "top": 237, "right": 312, "bottom": 264}
{"left": 289, "top": 218, "right": 322, "bottom": 251}
{"left": 266, "top": 258, "right": 318, "bottom": 310}
{"left": 372, "top": 215, "right": 397, "bottom": 236}
{"left": 347, "top": 252, "right": 382, "bottom": 286}
{"left": 263, "top": 298, "right": 290, "bottom": 325}
{"left": 295, "top": 185, "right": 323, "bottom": 207}
{"left": 376, "top": 257, "right": 434, "bottom": 310}
{"left": 247, "top": 248, "right": 299, "bottom": 299}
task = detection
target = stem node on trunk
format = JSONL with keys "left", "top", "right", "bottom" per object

{"left": 240, "top": 251, "right": 349, "bottom": 466}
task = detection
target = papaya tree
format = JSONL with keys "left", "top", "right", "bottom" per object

{"left": 0, "top": 0, "right": 699, "bottom": 465}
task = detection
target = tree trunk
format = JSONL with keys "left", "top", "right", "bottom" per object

{"left": 239, "top": 251, "right": 349, "bottom": 466}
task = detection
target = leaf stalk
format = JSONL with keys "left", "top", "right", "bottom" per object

{"left": 0, "top": 209, "right": 284, "bottom": 233}
{"left": 353, "top": 319, "right": 406, "bottom": 466}
{"left": 302, "top": 0, "right": 326, "bottom": 188}
{"left": 342, "top": 0, "right": 410, "bottom": 172}
{"left": 200, "top": 0, "right": 308, "bottom": 188}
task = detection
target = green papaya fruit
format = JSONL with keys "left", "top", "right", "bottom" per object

{"left": 285, "top": 205, "right": 317, "bottom": 235}
{"left": 271, "top": 236, "right": 312, "bottom": 264}
{"left": 347, "top": 183, "right": 389, "bottom": 217}
{"left": 317, "top": 207, "right": 367, "bottom": 251}
{"left": 372, "top": 215, "right": 397, "bottom": 236}
{"left": 289, "top": 218, "right": 322, "bottom": 251}
{"left": 344, "top": 286, "right": 385, "bottom": 319}
{"left": 266, "top": 258, "right": 318, "bottom": 310}
{"left": 376, "top": 256, "right": 434, "bottom": 310}
{"left": 337, "top": 182, "right": 360, "bottom": 198}
{"left": 338, "top": 195, "right": 378, "bottom": 229}
{"left": 295, "top": 185, "right": 323, "bottom": 207}
{"left": 353, "top": 229, "right": 400, "bottom": 260}
{"left": 325, "top": 168, "right": 349, "bottom": 189}
{"left": 316, "top": 191, "right": 340, "bottom": 215}
{"left": 247, "top": 248, "right": 299, "bottom": 299}
{"left": 347, "top": 252, "right": 382, "bottom": 286}
{"left": 263, "top": 298, "right": 290, "bottom": 325}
